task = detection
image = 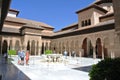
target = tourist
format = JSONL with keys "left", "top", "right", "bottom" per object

{"left": 72, "top": 51, "right": 75, "bottom": 57}
{"left": 64, "top": 50, "right": 67, "bottom": 59}
{"left": 20, "top": 50, "right": 25, "bottom": 65}
{"left": 18, "top": 50, "right": 21, "bottom": 64}
{"left": 4, "top": 52, "right": 8, "bottom": 63}
{"left": 25, "top": 50, "right": 29, "bottom": 65}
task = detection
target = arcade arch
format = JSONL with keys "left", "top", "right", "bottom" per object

{"left": 96, "top": 38, "right": 102, "bottom": 58}
{"left": 82, "top": 38, "right": 93, "bottom": 57}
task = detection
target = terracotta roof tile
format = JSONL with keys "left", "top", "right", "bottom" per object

{"left": 2, "top": 27, "right": 20, "bottom": 33}
{"left": 5, "top": 16, "right": 54, "bottom": 29}
{"left": 61, "top": 23, "right": 78, "bottom": 30}
{"left": 76, "top": 4, "right": 108, "bottom": 14}
{"left": 20, "top": 24, "right": 45, "bottom": 30}
{"left": 53, "top": 20, "right": 114, "bottom": 36}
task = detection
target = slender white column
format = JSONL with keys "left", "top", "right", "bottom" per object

{"left": 7, "top": 40, "right": 10, "bottom": 51}
{"left": 38, "top": 37, "right": 42, "bottom": 55}
{"left": 111, "top": 51, "right": 115, "bottom": 59}
{"left": 93, "top": 46, "right": 96, "bottom": 59}
{"left": 34, "top": 41, "right": 37, "bottom": 55}
{"left": 79, "top": 51, "right": 82, "bottom": 57}
{"left": 102, "top": 44, "right": 104, "bottom": 60}
{"left": 44, "top": 42, "right": 46, "bottom": 54}
{"left": 12, "top": 40, "right": 15, "bottom": 50}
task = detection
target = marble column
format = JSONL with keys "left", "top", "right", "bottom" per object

{"left": 7, "top": 40, "right": 10, "bottom": 51}
{"left": 12, "top": 40, "right": 15, "bottom": 50}
{"left": 38, "top": 41, "right": 41, "bottom": 56}
{"left": 101, "top": 43, "right": 104, "bottom": 60}
{"left": 93, "top": 46, "right": 96, "bottom": 59}
{"left": 34, "top": 41, "right": 37, "bottom": 55}
{"left": 44, "top": 42, "right": 46, "bottom": 54}
{"left": 111, "top": 51, "right": 115, "bottom": 59}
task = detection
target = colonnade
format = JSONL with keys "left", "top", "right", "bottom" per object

{"left": 51, "top": 36, "right": 114, "bottom": 59}
{"left": 0, "top": 37, "right": 42, "bottom": 56}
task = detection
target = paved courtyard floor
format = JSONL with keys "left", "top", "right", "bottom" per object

{"left": 11, "top": 56, "right": 101, "bottom": 80}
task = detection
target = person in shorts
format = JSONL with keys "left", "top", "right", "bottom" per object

{"left": 20, "top": 50, "right": 25, "bottom": 65}
{"left": 18, "top": 50, "right": 21, "bottom": 64}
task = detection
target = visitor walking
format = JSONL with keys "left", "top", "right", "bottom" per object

{"left": 18, "top": 50, "right": 21, "bottom": 64}
{"left": 20, "top": 50, "right": 25, "bottom": 65}
{"left": 4, "top": 52, "right": 8, "bottom": 63}
{"left": 64, "top": 50, "right": 67, "bottom": 59}
{"left": 25, "top": 50, "right": 29, "bottom": 65}
{"left": 72, "top": 51, "right": 75, "bottom": 57}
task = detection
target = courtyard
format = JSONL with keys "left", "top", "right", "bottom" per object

{"left": 11, "top": 55, "right": 100, "bottom": 80}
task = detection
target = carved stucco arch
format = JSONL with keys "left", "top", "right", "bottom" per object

{"left": 15, "top": 40, "right": 21, "bottom": 51}
{"left": 81, "top": 36, "right": 93, "bottom": 46}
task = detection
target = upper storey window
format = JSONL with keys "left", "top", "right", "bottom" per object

{"left": 81, "top": 19, "right": 91, "bottom": 27}
{"left": 85, "top": 20, "right": 87, "bottom": 26}
{"left": 88, "top": 19, "right": 91, "bottom": 25}
{"left": 82, "top": 21, "right": 85, "bottom": 27}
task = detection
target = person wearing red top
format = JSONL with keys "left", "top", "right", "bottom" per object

{"left": 25, "top": 50, "right": 29, "bottom": 65}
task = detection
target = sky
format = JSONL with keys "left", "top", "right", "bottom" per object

{"left": 11, "top": 0, "right": 94, "bottom": 31}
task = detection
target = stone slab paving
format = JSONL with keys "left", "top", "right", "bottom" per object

{"left": 11, "top": 56, "right": 101, "bottom": 80}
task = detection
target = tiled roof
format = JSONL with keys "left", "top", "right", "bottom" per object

{"left": 93, "top": 0, "right": 112, "bottom": 5}
{"left": 2, "top": 20, "right": 114, "bottom": 36}
{"left": 100, "top": 12, "right": 114, "bottom": 19}
{"left": 2, "top": 27, "right": 20, "bottom": 33}
{"left": 53, "top": 20, "right": 114, "bottom": 36}
{"left": 5, "top": 16, "right": 54, "bottom": 29}
{"left": 76, "top": 4, "right": 108, "bottom": 14}
{"left": 61, "top": 23, "right": 78, "bottom": 30}
{"left": 55, "top": 23, "right": 78, "bottom": 32}
{"left": 9, "top": 9, "right": 19, "bottom": 16}
{"left": 20, "top": 24, "right": 45, "bottom": 30}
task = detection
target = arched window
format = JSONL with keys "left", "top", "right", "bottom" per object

{"left": 88, "top": 19, "right": 91, "bottom": 25}
{"left": 81, "top": 21, "right": 85, "bottom": 27}
{"left": 85, "top": 20, "right": 87, "bottom": 26}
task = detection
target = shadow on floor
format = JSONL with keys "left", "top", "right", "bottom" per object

{"left": 72, "top": 65, "right": 92, "bottom": 72}
{"left": 0, "top": 56, "right": 30, "bottom": 80}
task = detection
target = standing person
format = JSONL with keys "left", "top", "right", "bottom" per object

{"left": 25, "top": 50, "right": 29, "bottom": 65}
{"left": 4, "top": 52, "right": 8, "bottom": 63}
{"left": 20, "top": 50, "right": 25, "bottom": 65}
{"left": 18, "top": 50, "right": 21, "bottom": 64}
{"left": 64, "top": 50, "right": 67, "bottom": 59}
{"left": 72, "top": 51, "right": 75, "bottom": 57}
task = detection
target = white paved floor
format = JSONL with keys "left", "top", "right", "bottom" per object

{"left": 11, "top": 56, "right": 101, "bottom": 80}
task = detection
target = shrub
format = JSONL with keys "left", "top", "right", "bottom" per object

{"left": 45, "top": 50, "right": 52, "bottom": 55}
{"left": 89, "top": 58, "right": 120, "bottom": 80}
{"left": 8, "top": 50, "right": 16, "bottom": 55}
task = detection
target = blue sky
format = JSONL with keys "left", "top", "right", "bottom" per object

{"left": 11, "top": 0, "right": 94, "bottom": 31}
